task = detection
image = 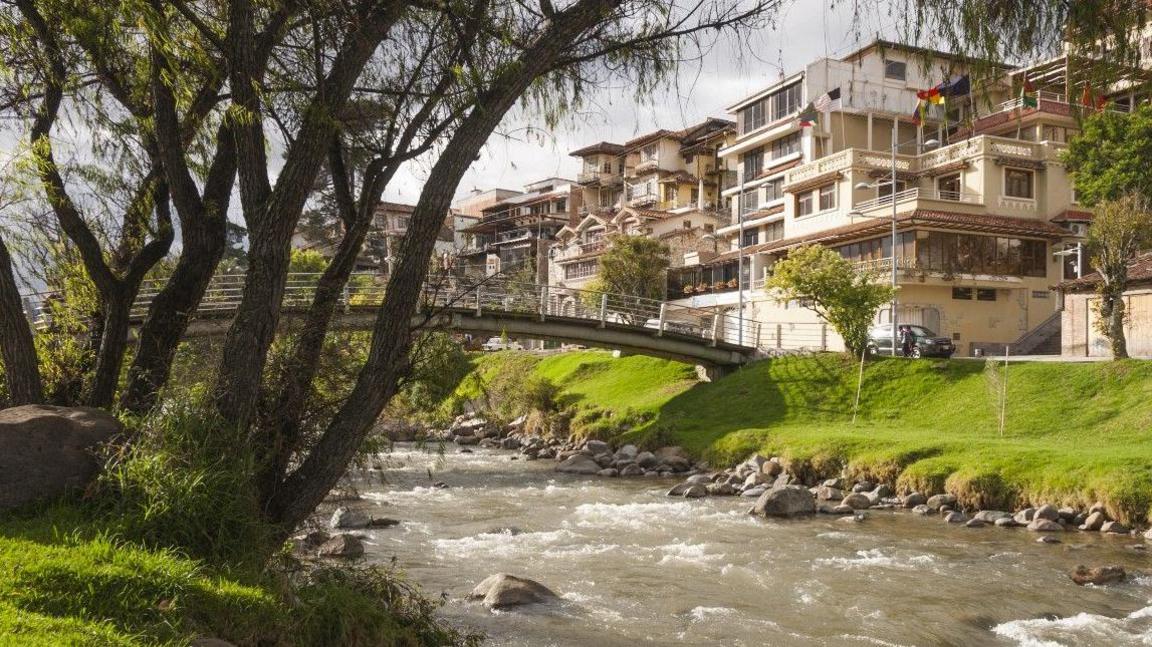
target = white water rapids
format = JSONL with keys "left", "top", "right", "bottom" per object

{"left": 341, "top": 444, "right": 1152, "bottom": 646}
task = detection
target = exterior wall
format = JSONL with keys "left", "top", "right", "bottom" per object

{"left": 1062, "top": 288, "right": 1152, "bottom": 358}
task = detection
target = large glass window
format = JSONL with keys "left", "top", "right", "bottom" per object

{"left": 770, "top": 133, "right": 801, "bottom": 159}
{"left": 819, "top": 184, "right": 836, "bottom": 211}
{"left": 742, "top": 228, "right": 758, "bottom": 247}
{"left": 1005, "top": 168, "right": 1035, "bottom": 199}
{"left": 765, "top": 220, "right": 785, "bottom": 242}
{"left": 739, "top": 188, "right": 760, "bottom": 215}
{"left": 565, "top": 260, "right": 599, "bottom": 280}
{"left": 738, "top": 82, "right": 803, "bottom": 134}
{"left": 739, "top": 100, "right": 767, "bottom": 134}
{"left": 937, "top": 174, "right": 962, "bottom": 200}
{"left": 884, "top": 60, "right": 907, "bottom": 80}
{"left": 763, "top": 178, "right": 785, "bottom": 202}
{"left": 797, "top": 191, "right": 814, "bottom": 217}
{"left": 743, "top": 147, "right": 763, "bottom": 180}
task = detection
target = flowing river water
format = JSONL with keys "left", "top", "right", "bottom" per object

{"left": 347, "top": 444, "right": 1152, "bottom": 646}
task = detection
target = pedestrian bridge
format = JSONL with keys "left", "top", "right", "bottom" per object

{"left": 26, "top": 273, "right": 781, "bottom": 373}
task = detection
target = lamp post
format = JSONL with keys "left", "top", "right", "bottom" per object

{"left": 737, "top": 168, "right": 747, "bottom": 346}
{"left": 849, "top": 128, "right": 939, "bottom": 358}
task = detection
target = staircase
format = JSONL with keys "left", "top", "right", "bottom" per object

{"left": 1012, "top": 311, "right": 1062, "bottom": 355}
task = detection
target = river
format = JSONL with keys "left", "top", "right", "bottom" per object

{"left": 349, "top": 444, "right": 1152, "bottom": 646}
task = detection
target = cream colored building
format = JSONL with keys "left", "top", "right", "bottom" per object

{"left": 662, "top": 39, "right": 1149, "bottom": 356}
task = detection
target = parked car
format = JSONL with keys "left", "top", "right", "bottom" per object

{"left": 481, "top": 337, "right": 525, "bottom": 351}
{"left": 867, "top": 324, "right": 955, "bottom": 358}
{"left": 643, "top": 318, "right": 702, "bottom": 336}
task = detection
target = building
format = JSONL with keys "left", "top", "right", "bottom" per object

{"left": 456, "top": 178, "right": 582, "bottom": 284}
{"left": 658, "top": 39, "right": 1143, "bottom": 355}
{"left": 1060, "top": 252, "right": 1152, "bottom": 358}
{"left": 291, "top": 202, "right": 456, "bottom": 275}
{"left": 549, "top": 120, "right": 736, "bottom": 293}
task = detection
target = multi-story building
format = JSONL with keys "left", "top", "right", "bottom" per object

{"left": 549, "top": 119, "right": 736, "bottom": 292}
{"left": 456, "top": 178, "right": 582, "bottom": 284}
{"left": 291, "top": 201, "right": 455, "bottom": 274}
{"left": 661, "top": 39, "right": 1134, "bottom": 356}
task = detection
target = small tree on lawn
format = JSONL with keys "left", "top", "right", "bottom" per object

{"left": 766, "top": 244, "right": 895, "bottom": 356}
{"left": 582, "top": 235, "right": 670, "bottom": 324}
{"left": 1084, "top": 195, "right": 1152, "bottom": 359}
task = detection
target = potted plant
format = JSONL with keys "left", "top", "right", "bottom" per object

{"left": 726, "top": 278, "right": 738, "bottom": 289}
{"left": 682, "top": 285, "right": 695, "bottom": 295}
{"left": 695, "top": 283, "right": 709, "bottom": 293}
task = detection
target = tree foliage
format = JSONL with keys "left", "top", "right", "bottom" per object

{"left": 1064, "top": 105, "right": 1152, "bottom": 207}
{"left": 766, "top": 244, "right": 895, "bottom": 355}
{"left": 584, "top": 234, "right": 670, "bottom": 302}
{"left": 1085, "top": 194, "right": 1152, "bottom": 359}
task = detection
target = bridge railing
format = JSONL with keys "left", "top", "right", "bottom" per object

{"left": 24, "top": 272, "right": 846, "bottom": 354}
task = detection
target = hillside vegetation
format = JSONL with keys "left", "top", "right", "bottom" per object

{"left": 450, "top": 351, "right": 1152, "bottom": 524}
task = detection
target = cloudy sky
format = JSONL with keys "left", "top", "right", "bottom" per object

{"left": 383, "top": 0, "right": 903, "bottom": 204}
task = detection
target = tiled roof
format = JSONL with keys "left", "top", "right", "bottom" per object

{"left": 375, "top": 201, "right": 416, "bottom": 214}
{"left": 1060, "top": 251, "right": 1152, "bottom": 292}
{"left": 1051, "top": 209, "right": 1094, "bottom": 223}
{"left": 570, "top": 141, "right": 626, "bottom": 157}
{"left": 754, "top": 159, "right": 802, "bottom": 181}
{"left": 704, "top": 210, "right": 1070, "bottom": 264}
{"left": 659, "top": 171, "right": 700, "bottom": 184}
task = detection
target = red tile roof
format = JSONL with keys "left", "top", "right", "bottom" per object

{"left": 569, "top": 141, "right": 626, "bottom": 157}
{"left": 1051, "top": 209, "right": 1094, "bottom": 223}
{"left": 1060, "top": 251, "right": 1152, "bottom": 292}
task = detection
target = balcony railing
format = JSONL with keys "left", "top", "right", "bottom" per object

{"left": 992, "top": 91, "right": 1131, "bottom": 116}
{"left": 578, "top": 170, "right": 620, "bottom": 185}
{"left": 853, "top": 187, "right": 983, "bottom": 212}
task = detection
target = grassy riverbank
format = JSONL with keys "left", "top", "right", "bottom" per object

{"left": 453, "top": 351, "right": 1152, "bottom": 524}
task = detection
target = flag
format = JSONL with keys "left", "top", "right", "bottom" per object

{"left": 814, "top": 87, "right": 841, "bottom": 113}
{"left": 1080, "top": 83, "right": 1094, "bottom": 108}
{"left": 938, "top": 75, "right": 971, "bottom": 98}
{"left": 797, "top": 102, "right": 819, "bottom": 127}
{"left": 1021, "top": 78, "right": 1038, "bottom": 109}
{"left": 917, "top": 87, "right": 942, "bottom": 104}
{"left": 911, "top": 100, "right": 928, "bottom": 126}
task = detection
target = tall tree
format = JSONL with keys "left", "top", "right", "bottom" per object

{"left": 766, "top": 244, "right": 895, "bottom": 356}
{"left": 1084, "top": 195, "right": 1152, "bottom": 359}
{"left": 1065, "top": 105, "right": 1152, "bottom": 206}
{"left": 0, "top": 233, "right": 42, "bottom": 405}
{"left": 587, "top": 235, "right": 671, "bottom": 301}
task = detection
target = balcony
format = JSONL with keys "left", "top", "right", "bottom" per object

{"left": 853, "top": 187, "right": 983, "bottom": 213}
{"left": 578, "top": 170, "right": 621, "bottom": 186}
{"left": 634, "top": 158, "right": 660, "bottom": 175}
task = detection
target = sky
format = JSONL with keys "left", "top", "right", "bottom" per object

{"left": 383, "top": 0, "right": 904, "bottom": 204}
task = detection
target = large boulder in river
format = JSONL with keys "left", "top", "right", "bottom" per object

{"left": 749, "top": 485, "right": 816, "bottom": 517}
{"left": 1070, "top": 565, "right": 1126, "bottom": 586}
{"left": 555, "top": 454, "right": 601, "bottom": 475}
{"left": 330, "top": 506, "right": 371, "bottom": 529}
{"left": 470, "top": 574, "right": 558, "bottom": 609}
{"left": 317, "top": 534, "right": 365, "bottom": 559}
{"left": 0, "top": 405, "right": 121, "bottom": 509}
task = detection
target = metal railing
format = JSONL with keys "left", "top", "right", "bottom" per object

{"left": 852, "top": 187, "right": 982, "bottom": 212}
{"left": 24, "top": 272, "right": 782, "bottom": 353}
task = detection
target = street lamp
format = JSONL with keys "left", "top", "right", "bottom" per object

{"left": 848, "top": 131, "right": 939, "bottom": 358}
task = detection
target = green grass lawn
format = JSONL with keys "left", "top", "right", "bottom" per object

{"left": 456, "top": 351, "right": 1152, "bottom": 524}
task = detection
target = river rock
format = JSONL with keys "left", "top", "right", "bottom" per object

{"left": 614, "top": 444, "right": 638, "bottom": 461}
{"left": 706, "top": 482, "right": 737, "bottom": 496}
{"left": 682, "top": 484, "right": 708, "bottom": 498}
{"left": 744, "top": 454, "right": 769, "bottom": 471}
{"left": 841, "top": 493, "right": 871, "bottom": 510}
{"left": 912, "top": 504, "right": 931, "bottom": 515}
{"left": 367, "top": 517, "right": 400, "bottom": 528}
{"left": 749, "top": 485, "right": 816, "bottom": 517}
{"left": 761, "top": 461, "right": 783, "bottom": 477}
{"left": 1014, "top": 508, "right": 1036, "bottom": 524}
{"left": 973, "top": 510, "right": 1012, "bottom": 524}
{"left": 822, "top": 478, "right": 845, "bottom": 490}
{"left": 840, "top": 513, "right": 867, "bottom": 524}
{"left": 1089, "top": 502, "right": 1107, "bottom": 515}
{"left": 964, "top": 518, "right": 986, "bottom": 528}
{"left": 1070, "top": 565, "right": 1126, "bottom": 586}
{"left": 1144, "top": 527, "right": 1152, "bottom": 540}
{"left": 597, "top": 468, "right": 619, "bottom": 478}
{"left": 1036, "top": 535, "right": 1062, "bottom": 544}
{"left": 555, "top": 454, "right": 601, "bottom": 475}
{"left": 500, "top": 437, "right": 522, "bottom": 450}
{"left": 592, "top": 453, "right": 614, "bottom": 468}
{"left": 772, "top": 473, "right": 794, "bottom": 488}
{"left": 852, "top": 481, "right": 874, "bottom": 493}
{"left": 1057, "top": 506, "right": 1078, "bottom": 521}
{"left": 745, "top": 473, "right": 774, "bottom": 488}
{"left": 1101, "top": 521, "right": 1129, "bottom": 534}
{"left": 619, "top": 464, "right": 644, "bottom": 477}
{"left": 584, "top": 440, "right": 610, "bottom": 455}
{"left": 453, "top": 434, "right": 480, "bottom": 446}
{"left": 902, "top": 492, "right": 927, "bottom": 508}
{"left": 470, "top": 574, "right": 558, "bottom": 609}
{"left": 1034, "top": 504, "right": 1060, "bottom": 522}
{"left": 815, "top": 486, "right": 845, "bottom": 501}
{"left": 685, "top": 474, "right": 712, "bottom": 485}
{"left": 831, "top": 504, "right": 855, "bottom": 515}
{"left": 741, "top": 485, "right": 768, "bottom": 498}
{"left": 944, "top": 511, "right": 968, "bottom": 524}
{"left": 924, "top": 494, "right": 956, "bottom": 511}
{"left": 0, "top": 405, "right": 122, "bottom": 509}
{"left": 330, "top": 507, "right": 371, "bottom": 529}
{"left": 994, "top": 517, "right": 1020, "bottom": 528}
{"left": 318, "top": 534, "right": 364, "bottom": 558}
{"left": 1027, "top": 519, "right": 1063, "bottom": 532}
{"left": 1080, "top": 511, "right": 1106, "bottom": 531}
{"left": 635, "top": 451, "right": 657, "bottom": 469}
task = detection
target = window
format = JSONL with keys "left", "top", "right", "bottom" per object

{"left": 884, "top": 60, "right": 907, "bottom": 81}
{"left": 703, "top": 223, "right": 714, "bottom": 234}
{"left": 818, "top": 184, "right": 836, "bottom": 211}
{"left": 743, "top": 147, "right": 764, "bottom": 180}
{"left": 765, "top": 220, "right": 785, "bottom": 242}
{"left": 601, "top": 160, "right": 612, "bottom": 173}
{"left": 640, "top": 144, "right": 658, "bottom": 162}
{"left": 564, "top": 260, "right": 599, "bottom": 280}
{"left": 739, "top": 188, "right": 760, "bottom": 215}
{"left": 797, "top": 191, "right": 814, "bottom": 217}
{"left": 937, "top": 174, "right": 961, "bottom": 201}
{"left": 976, "top": 288, "right": 997, "bottom": 301}
{"left": 738, "top": 82, "right": 803, "bottom": 134}
{"left": 690, "top": 188, "right": 700, "bottom": 205}
{"left": 742, "top": 228, "right": 758, "bottom": 247}
{"left": 664, "top": 185, "right": 677, "bottom": 202}
{"left": 555, "top": 198, "right": 566, "bottom": 212}
{"left": 770, "top": 133, "right": 801, "bottom": 159}
{"left": 739, "top": 100, "right": 767, "bottom": 134}
{"left": 764, "top": 178, "right": 785, "bottom": 202}
{"left": 952, "top": 287, "right": 974, "bottom": 300}
{"left": 1005, "top": 168, "right": 1034, "bottom": 199}
{"left": 878, "top": 180, "right": 908, "bottom": 199}
{"left": 772, "top": 83, "right": 802, "bottom": 119}
{"left": 915, "top": 231, "right": 1047, "bottom": 276}
{"left": 682, "top": 219, "right": 692, "bottom": 229}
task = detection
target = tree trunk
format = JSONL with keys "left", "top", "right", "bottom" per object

{"left": 265, "top": 0, "right": 624, "bottom": 532}
{"left": 0, "top": 235, "right": 43, "bottom": 405}
{"left": 1108, "top": 292, "right": 1128, "bottom": 359}
{"left": 88, "top": 288, "right": 133, "bottom": 409}
{"left": 212, "top": 3, "right": 405, "bottom": 433}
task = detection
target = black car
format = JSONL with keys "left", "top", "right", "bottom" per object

{"left": 867, "top": 324, "right": 955, "bottom": 358}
